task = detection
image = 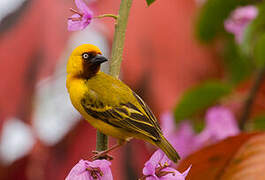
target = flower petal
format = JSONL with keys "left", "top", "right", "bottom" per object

{"left": 75, "top": 0, "right": 93, "bottom": 15}
{"left": 65, "top": 159, "right": 113, "bottom": 180}
{"left": 68, "top": 14, "right": 84, "bottom": 31}
{"left": 205, "top": 106, "right": 239, "bottom": 140}
{"left": 143, "top": 150, "right": 163, "bottom": 174}
{"left": 182, "top": 165, "right": 192, "bottom": 178}
{"left": 161, "top": 112, "right": 176, "bottom": 137}
{"left": 160, "top": 166, "right": 191, "bottom": 180}
{"left": 143, "top": 162, "right": 156, "bottom": 176}
{"left": 68, "top": 0, "right": 93, "bottom": 31}
{"left": 224, "top": 5, "right": 258, "bottom": 43}
{"left": 89, "top": 160, "right": 113, "bottom": 180}
{"left": 146, "top": 176, "right": 160, "bottom": 180}
{"left": 65, "top": 159, "right": 90, "bottom": 180}
{"left": 196, "top": 106, "right": 239, "bottom": 147}
{"left": 143, "top": 150, "right": 173, "bottom": 177}
{"left": 159, "top": 151, "right": 172, "bottom": 166}
{"left": 167, "top": 121, "right": 197, "bottom": 158}
{"left": 67, "top": 14, "right": 92, "bottom": 31}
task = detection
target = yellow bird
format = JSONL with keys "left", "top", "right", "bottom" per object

{"left": 66, "top": 44, "right": 180, "bottom": 163}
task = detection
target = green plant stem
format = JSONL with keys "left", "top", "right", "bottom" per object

{"left": 96, "top": 131, "right": 108, "bottom": 151}
{"left": 94, "top": 14, "right": 118, "bottom": 20}
{"left": 239, "top": 66, "right": 265, "bottom": 130}
{"left": 109, "top": 0, "right": 133, "bottom": 78}
{"left": 96, "top": 0, "right": 133, "bottom": 152}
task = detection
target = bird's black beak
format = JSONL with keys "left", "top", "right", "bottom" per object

{"left": 91, "top": 54, "right": 108, "bottom": 64}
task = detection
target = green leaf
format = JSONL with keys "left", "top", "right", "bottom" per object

{"left": 223, "top": 38, "right": 253, "bottom": 84}
{"left": 253, "top": 33, "right": 265, "bottom": 67}
{"left": 252, "top": 114, "right": 265, "bottom": 130}
{"left": 146, "top": 0, "right": 155, "bottom": 6}
{"left": 242, "top": 3, "right": 265, "bottom": 66}
{"left": 196, "top": 0, "right": 254, "bottom": 42}
{"left": 174, "top": 81, "right": 231, "bottom": 122}
{"left": 193, "top": 120, "right": 205, "bottom": 133}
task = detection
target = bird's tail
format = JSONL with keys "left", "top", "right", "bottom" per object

{"left": 156, "top": 136, "right": 180, "bottom": 163}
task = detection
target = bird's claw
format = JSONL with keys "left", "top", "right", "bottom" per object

{"left": 92, "top": 151, "right": 114, "bottom": 161}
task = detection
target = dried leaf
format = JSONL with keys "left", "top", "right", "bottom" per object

{"left": 177, "top": 133, "right": 259, "bottom": 180}
{"left": 221, "top": 133, "right": 265, "bottom": 180}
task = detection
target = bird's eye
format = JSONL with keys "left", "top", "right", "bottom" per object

{"left": 82, "top": 53, "right": 93, "bottom": 61}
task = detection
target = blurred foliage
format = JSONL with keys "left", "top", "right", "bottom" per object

{"left": 243, "top": 2, "right": 265, "bottom": 68}
{"left": 146, "top": 0, "right": 155, "bottom": 6}
{"left": 184, "top": 0, "right": 265, "bottom": 131}
{"left": 223, "top": 38, "right": 253, "bottom": 84}
{"left": 174, "top": 1, "right": 265, "bottom": 179}
{"left": 253, "top": 33, "right": 265, "bottom": 67}
{"left": 196, "top": 0, "right": 258, "bottom": 42}
{"left": 174, "top": 81, "right": 231, "bottom": 122}
{"left": 252, "top": 114, "right": 265, "bottom": 130}
{"left": 193, "top": 120, "right": 205, "bottom": 133}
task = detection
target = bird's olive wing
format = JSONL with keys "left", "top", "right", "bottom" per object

{"left": 132, "top": 91, "right": 162, "bottom": 132}
{"left": 81, "top": 97, "right": 161, "bottom": 141}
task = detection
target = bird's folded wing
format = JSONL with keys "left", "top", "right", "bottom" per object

{"left": 132, "top": 91, "right": 162, "bottom": 132}
{"left": 81, "top": 95, "right": 162, "bottom": 141}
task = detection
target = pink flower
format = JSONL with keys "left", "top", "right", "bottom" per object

{"left": 169, "top": 122, "right": 199, "bottom": 158}
{"left": 160, "top": 107, "right": 239, "bottom": 158}
{"left": 142, "top": 150, "right": 191, "bottom": 180}
{"left": 65, "top": 159, "right": 113, "bottom": 180}
{"left": 161, "top": 112, "right": 178, "bottom": 137}
{"left": 68, "top": 0, "right": 93, "bottom": 31}
{"left": 161, "top": 113, "right": 198, "bottom": 158}
{"left": 196, "top": 106, "right": 239, "bottom": 146}
{"left": 224, "top": 5, "right": 258, "bottom": 43}
{"left": 168, "top": 122, "right": 198, "bottom": 158}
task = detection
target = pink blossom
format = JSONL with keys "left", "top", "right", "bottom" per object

{"left": 224, "top": 5, "right": 258, "bottom": 43}
{"left": 168, "top": 122, "right": 198, "bottom": 158}
{"left": 68, "top": 0, "right": 93, "bottom": 31}
{"left": 65, "top": 159, "right": 113, "bottom": 180}
{"left": 160, "top": 107, "right": 239, "bottom": 158}
{"left": 196, "top": 106, "right": 240, "bottom": 147}
{"left": 142, "top": 150, "right": 191, "bottom": 180}
{"left": 161, "top": 113, "right": 198, "bottom": 158}
{"left": 161, "top": 112, "right": 178, "bottom": 137}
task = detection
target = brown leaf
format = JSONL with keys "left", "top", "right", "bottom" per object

{"left": 177, "top": 133, "right": 259, "bottom": 180}
{"left": 221, "top": 133, "right": 265, "bottom": 180}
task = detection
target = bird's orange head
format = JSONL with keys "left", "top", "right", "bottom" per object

{"left": 67, "top": 44, "right": 108, "bottom": 78}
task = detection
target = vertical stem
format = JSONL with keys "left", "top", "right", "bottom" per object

{"left": 96, "top": 0, "right": 133, "bottom": 151}
{"left": 109, "top": 0, "right": 133, "bottom": 78}
{"left": 96, "top": 131, "right": 108, "bottom": 151}
{"left": 239, "top": 66, "right": 265, "bottom": 130}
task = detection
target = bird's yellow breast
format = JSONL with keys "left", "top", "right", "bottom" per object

{"left": 66, "top": 75, "right": 86, "bottom": 112}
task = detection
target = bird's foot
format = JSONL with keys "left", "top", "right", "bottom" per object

{"left": 92, "top": 150, "right": 114, "bottom": 161}
{"left": 91, "top": 140, "right": 126, "bottom": 161}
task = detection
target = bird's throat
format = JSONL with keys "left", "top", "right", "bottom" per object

{"left": 83, "top": 64, "right": 100, "bottom": 79}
